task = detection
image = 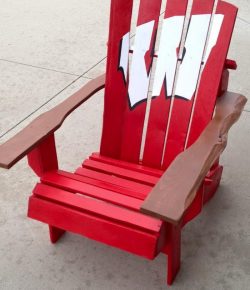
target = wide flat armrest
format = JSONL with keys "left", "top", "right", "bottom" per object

{"left": 141, "top": 92, "right": 247, "bottom": 225}
{"left": 0, "top": 74, "right": 105, "bottom": 169}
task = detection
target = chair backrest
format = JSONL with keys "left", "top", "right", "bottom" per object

{"left": 100, "top": 0, "right": 237, "bottom": 169}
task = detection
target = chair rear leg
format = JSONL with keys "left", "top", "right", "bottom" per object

{"left": 167, "top": 223, "right": 181, "bottom": 285}
{"left": 49, "top": 225, "right": 65, "bottom": 243}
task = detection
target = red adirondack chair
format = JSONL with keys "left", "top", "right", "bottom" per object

{"left": 0, "top": 0, "right": 247, "bottom": 285}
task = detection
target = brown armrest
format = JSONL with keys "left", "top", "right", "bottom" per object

{"left": 0, "top": 74, "right": 105, "bottom": 169}
{"left": 140, "top": 91, "right": 247, "bottom": 225}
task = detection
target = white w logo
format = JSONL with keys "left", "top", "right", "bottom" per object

{"left": 118, "top": 14, "right": 224, "bottom": 108}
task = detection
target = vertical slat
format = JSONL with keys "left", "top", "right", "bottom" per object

{"left": 100, "top": 0, "right": 133, "bottom": 158}
{"left": 119, "top": 0, "right": 163, "bottom": 163}
{"left": 143, "top": 0, "right": 189, "bottom": 168}
{"left": 186, "top": 1, "right": 238, "bottom": 147}
{"left": 161, "top": 0, "right": 216, "bottom": 169}
{"left": 100, "top": 0, "right": 237, "bottom": 171}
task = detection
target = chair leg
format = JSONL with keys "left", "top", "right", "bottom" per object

{"left": 49, "top": 225, "right": 65, "bottom": 243}
{"left": 167, "top": 223, "right": 181, "bottom": 285}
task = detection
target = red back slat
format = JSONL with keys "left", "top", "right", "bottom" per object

{"left": 186, "top": 1, "right": 238, "bottom": 147}
{"left": 100, "top": 0, "right": 133, "bottom": 158}
{"left": 119, "top": 0, "right": 162, "bottom": 163}
{"left": 142, "top": 0, "right": 189, "bottom": 168}
{"left": 161, "top": 0, "right": 216, "bottom": 169}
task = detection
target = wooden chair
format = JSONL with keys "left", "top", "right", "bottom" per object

{"left": 0, "top": 0, "right": 247, "bottom": 285}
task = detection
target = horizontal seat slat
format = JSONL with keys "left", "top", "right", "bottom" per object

{"left": 28, "top": 196, "right": 160, "bottom": 259}
{"left": 41, "top": 172, "right": 144, "bottom": 211}
{"left": 74, "top": 167, "right": 150, "bottom": 200}
{"left": 82, "top": 159, "right": 159, "bottom": 186}
{"left": 90, "top": 153, "right": 163, "bottom": 177}
{"left": 33, "top": 183, "right": 162, "bottom": 233}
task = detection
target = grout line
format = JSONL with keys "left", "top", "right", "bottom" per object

{"left": 0, "top": 54, "right": 105, "bottom": 139}
{"left": 81, "top": 56, "right": 107, "bottom": 77}
{"left": 243, "top": 109, "right": 250, "bottom": 113}
{"left": 0, "top": 75, "right": 92, "bottom": 139}
{"left": 0, "top": 58, "right": 81, "bottom": 77}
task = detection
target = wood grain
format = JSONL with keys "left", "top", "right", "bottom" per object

{"left": 0, "top": 74, "right": 105, "bottom": 169}
{"left": 140, "top": 91, "right": 247, "bottom": 224}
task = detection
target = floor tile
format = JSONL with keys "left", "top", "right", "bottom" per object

{"left": 0, "top": 61, "right": 77, "bottom": 136}
{"left": 0, "top": 0, "right": 110, "bottom": 75}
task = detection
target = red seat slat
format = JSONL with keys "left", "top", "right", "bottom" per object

{"left": 41, "top": 172, "right": 144, "bottom": 211}
{"left": 74, "top": 168, "right": 150, "bottom": 200}
{"left": 82, "top": 159, "right": 159, "bottom": 186}
{"left": 90, "top": 152, "right": 163, "bottom": 177}
{"left": 33, "top": 183, "right": 162, "bottom": 233}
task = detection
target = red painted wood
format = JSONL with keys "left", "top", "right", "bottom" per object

{"left": 162, "top": 0, "right": 216, "bottom": 169}
{"left": 181, "top": 185, "right": 204, "bottom": 227}
{"left": 49, "top": 225, "right": 65, "bottom": 243}
{"left": 40, "top": 173, "right": 144, "bottom": 211}
{"left": 90, "top": 152, "right": 163, "bottom": 177}
{"left": 225, "top": 58, "right": 237, "bottom": 70}
{"left": 27, "top": 134, "right": 64, "bottom": 243}
{"left": 187, "top": 1, "right": 238, "bottom": 147}
{"left": 181, "top": 165, "right": 223, "bottom": 227}
{"left": 166, "top": 223, "right": 181, "bottom": 285}
{"left": 203, "top": 165, "right": 223, "bottom": 204}
{"left": 73, "top": 168, "right": 151, "bottom": 200}
{"left": 119, "top": 0, "right": 162, "bottom": 163}
{"left": 28, "top": 196, "right": 161, "bottom": 259}
{"left": 143, "top": 0, "right": 189, "bottom": 168}
{"left": 34, "top": 182, "right": 162, "bottom": 233}
{"left": 82, "top": 159, "right": 159, "bottom": 186}
{"left": 100, "top": 0, "right": 133, "bottom": 158}
{"left": 219, "top": 69, "right": 229, "bottom": 96}
{"left": 27, "top": 134, "right": 58, "bottom": 177}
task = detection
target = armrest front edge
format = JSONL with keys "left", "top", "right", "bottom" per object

{"left": 140, "top": 91, "right": 247, "bottom": 225}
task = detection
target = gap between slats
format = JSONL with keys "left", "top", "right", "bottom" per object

{"left": 139, "top": 0, "right": 220, "bottom": 168}
{"left": 140, "top": 0, "right": 191, "bottom": 167}
{"left": 184, "top": 0, "right": 219, "bottom": 149}
{"left": 73, "top": 168, "right": 151, "bottom": 199}
{"left": 41, "top": 171, "right": 144, "bottom": 211}
{"left": 89, "top": 153, "right": 163, "bottom": 177}
{"left": 161, "top": 0, "right": 218, "bottom": 168}
{"left": 160, "top": 0, "right": 219, "bottom": 167}
{"left": 82, "top": 159, "right": 159, "bottom": 186}
{"left": 139, "top": 0, "right": 168, "bottom": 161}
{"left": 160, "top": 0, "right": 194, "bottom": 166}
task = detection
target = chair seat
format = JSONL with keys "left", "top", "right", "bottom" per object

{"left": 28, "top": 153, "right": 167, "bottom": 259}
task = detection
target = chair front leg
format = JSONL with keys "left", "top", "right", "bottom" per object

{"left": 166, "top": 222, "right": 181, "bottom": 285}
{"left": 27, "top": 133, "right": 65, "bottom": 243}
{"left": 49, "top": 225, "right": 66, "bottom": 244}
